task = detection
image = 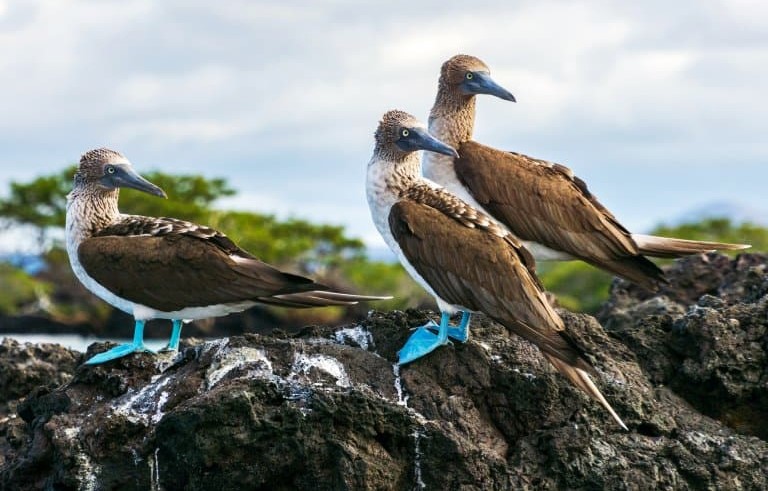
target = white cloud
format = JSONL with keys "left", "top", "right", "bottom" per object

{"left": 0, "top": 1, "right": 766, "bottom": 254}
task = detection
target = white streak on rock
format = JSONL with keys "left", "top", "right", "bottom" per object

{"left": 205, "top": 346, "right": 273, "bottom": 389}
{"left": 149, "top": 447, "right": 161, "bottom": 491}
{"left": 113, "top": 375, "right": 173, "bottom": 425}
{"left": 291, "top": 353, "right": 351, "bottom": 388}
{"left": 333, "top": 325, "right": 374, "bottom": 351}
{"left": 412, "top": 428, "right": 426, "bottom": 490}
{"left": 393, "top": 363, "right": 409, "bottom": 406}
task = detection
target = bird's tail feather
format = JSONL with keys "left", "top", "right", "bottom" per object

{"left": 543, "top": 353, "right": 628, "bottom": 431}
{"left": 263, "top": 290, "right": 391, "bottom": 308}
{"left": 632, "top": 234, "right": 750, "bottom": 258}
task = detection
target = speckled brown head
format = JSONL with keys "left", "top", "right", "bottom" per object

{"left": 374, "top": 110, "right": 458, "bottom": 160}
{"left": 74, "top": 148, "right": 166, "bottom": 198}
{"left": 438, "top": 54, "right": 516, "bottom": 102}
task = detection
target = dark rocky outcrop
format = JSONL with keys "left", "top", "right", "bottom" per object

{"left": 1, "top": 253, "right": 767, "bottom": 490}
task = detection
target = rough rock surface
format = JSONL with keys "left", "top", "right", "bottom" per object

{"left": 1, "top": 253, "right": 767, "bottom": 490}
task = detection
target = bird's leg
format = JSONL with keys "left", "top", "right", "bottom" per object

{"left": 398, "top": 311, "right": 451, "bottom": 365}
{"left": 85, "top": 319, "right": 154, "bottom": 365}
{"left": 425, "top": 311, "right": 471, "bottom": 343}
{"left": 446, "top": 311, "right": 471, "bottom": 343}
{"left": 159, "top": 319, "right": 183, "bottom": 352}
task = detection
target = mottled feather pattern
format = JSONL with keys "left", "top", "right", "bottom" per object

{"left": 456, "top": 141, "right": 665, "bottom": 290}
{"left": 98, "top": 215, "right": 218, "bottom": 239}
{"left": 398, "top": 183, "right": 539, "bottom": 285}
{"left": 401, "top": 183, "right": 508, "bottom": 238}
{"left": 95, "top": 215, "right": 248, "bottom": 258}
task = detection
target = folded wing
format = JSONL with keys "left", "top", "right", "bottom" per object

{"left": 455, "top": 141, "right": 665, "bottom": 290}
{"left": 78, "top": 217, "right": 385, "bottom": 312}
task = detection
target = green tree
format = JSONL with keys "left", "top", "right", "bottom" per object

{"left": 538, "top": 261, "right": 612, "bottom": 313}
{"left": 339, "top": 258, "right": 432, "bottom": 311}
{"left": 208, "top": 211, "right": 365, "bottom": 272}
{"left": 0, "top": 263, "right": 53, "bottom": 315}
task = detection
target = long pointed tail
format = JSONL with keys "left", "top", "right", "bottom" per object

{"left": 632, "top": 234, "right": 750, "bottom": 259}
{"left": 259, "top": 291, "right": 392, "bottom": 308}
{"left": 543, "top": 353, "right": 628, "bottom": 431}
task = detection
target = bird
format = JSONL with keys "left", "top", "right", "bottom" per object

{"left": 424, "top": 54, "right": 750, "bottom": 290}
{"left": 366, "top": 109, "right": 627, "bottom": 430}
{"left": 66, "top": 148, "right": 390, "bottom": 365}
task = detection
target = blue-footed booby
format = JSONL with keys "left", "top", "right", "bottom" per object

{"left": 366, "top": 110, "right": 627, "bottom": 430}
{"left": 424, "top": 54, "right": 750, "bottom": 291}
{"left": 66, "top": 148, "right": 389, "bottom": 365}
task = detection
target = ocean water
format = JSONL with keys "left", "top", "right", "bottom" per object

{"left": 1, "top": 334, "right": 170, "bottom": 353}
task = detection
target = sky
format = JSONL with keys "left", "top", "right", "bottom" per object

{"left": 0, "top": 0, "right": 766, "bottom": 254}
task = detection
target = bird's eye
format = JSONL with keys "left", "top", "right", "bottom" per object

{"left": 465, "top": 72, "right": 474, "bottom": 80}
{"left": 401, "top": 129, "right": 409, "bottom": 137}
{"left": 106, "top": 166, "right": 116, "bottom": 174}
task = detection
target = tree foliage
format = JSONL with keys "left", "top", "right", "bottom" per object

{"left": 208, "top": 211, "right": 365, "bottom": 272}
{"left": 0, "top": 263, "right": 52, "bottom": 315}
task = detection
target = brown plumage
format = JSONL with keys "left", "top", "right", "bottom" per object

{"left": 69, "top": 148, "right": 388, "bottom": 318}
{"left": 388, "top": 184, "right": 626, "bottom": 429}
{"left": 426, "top": 55, "right": 750, "bottom": 292}
{"left": 455, "top": 142, "right": 666, "bottom": 291}
{"left": 78, "top": 216, "right": 369, "bottom": 312}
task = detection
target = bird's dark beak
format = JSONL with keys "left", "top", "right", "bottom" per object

{"left": 108, "top": 164, "right": 167, "bottom": 198}
{"left": 410, "top": 127, "right": 459, "bottom": 158}
{"left": 462, "top": 71, "right": 516, "bottom": 102}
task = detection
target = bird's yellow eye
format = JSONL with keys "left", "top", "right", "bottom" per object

{"left": 401, "top": 129, "right": 409, "bottom": 137}
{"left": 466, "top": 72, "right": 473, "bottom": 80}
{"left": 107, "top": 166, "right": 116, "bottom": 174}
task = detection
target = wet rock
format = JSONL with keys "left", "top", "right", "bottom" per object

{"left": 0, "top": 253, "right": 767, "bottom": 490}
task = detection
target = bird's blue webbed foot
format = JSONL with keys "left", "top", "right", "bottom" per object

{"left": 398, "top": 312, "right": 451, "bottom": 365}
{"left": 159, "top": 319, "right": 183, "bottom": 353}
{"left": 425, "top": 311, "right": 472, "bottom": 343}
{"left": 446, "top": 311, "right": 471, "bottom": 343}
{"left": 85, "top": 320, "right": 154, "bottom": 365}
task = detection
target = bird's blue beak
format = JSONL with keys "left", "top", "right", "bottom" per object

{"left": 104, "top": 164, "right": 167, "bottom": 198}
{"left": 401, "top": 127, "right": 459, "bottom": 158}
{"left": 461, "top": 71, "right": 516, "bottom": 102}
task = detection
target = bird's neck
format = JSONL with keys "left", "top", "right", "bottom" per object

{"left": 387, "top": 154, "right": 421, "bottom": 195}
{"left": 367, "top": 152, "right": 422, "bottom": 206}
{"left": 65, "top": 186, "right": 121, "bottom": 242}
{"left": 428, "top": 88, "right": 476, "bottom": 148}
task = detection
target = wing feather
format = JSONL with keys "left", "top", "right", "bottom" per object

{"left": 389, "top": 198, "right": 589, "bottom": 370}
{"left": 78, "top": 216, "right": 381, "bottom": 312}
{"left": 455, "top": 141, "right": 664, "bottom": 289}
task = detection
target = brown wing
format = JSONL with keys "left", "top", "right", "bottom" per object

{"left": 79, "top": 217, "right": 383, "bottom": 312}
{"left": 455, "top": 141, "right": 664, "bottom": 290}
{"left": 389, "top": 197, "right": 591, "bottom": 370}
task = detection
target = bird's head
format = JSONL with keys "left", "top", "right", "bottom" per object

{"left": 440, "top": 54, "right": 516, "bottom": 102}
{"left": 374, "top": 110, "right": 458, "bottom": 159}
{"left": 75, "top": 148, "right": 167, "bottom": 198}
